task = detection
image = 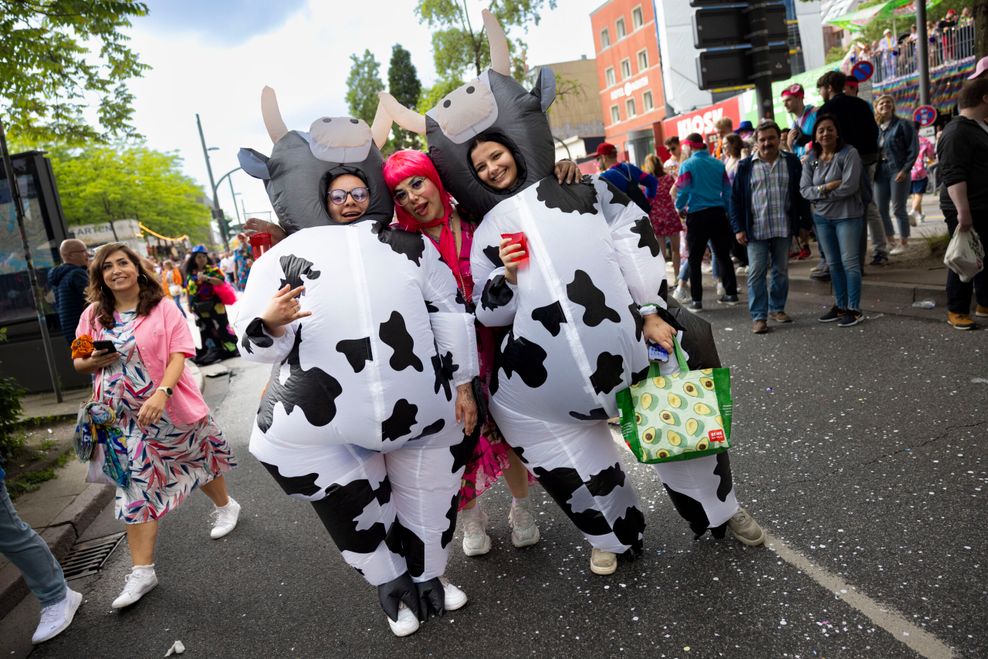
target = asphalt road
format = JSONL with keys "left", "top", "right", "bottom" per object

{"left": 3, "top": 290, "right": 985, "bottom": 658}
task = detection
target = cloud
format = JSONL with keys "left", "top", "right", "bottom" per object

{"left": 143, "top": 0, "right": 308, "bottom": 44}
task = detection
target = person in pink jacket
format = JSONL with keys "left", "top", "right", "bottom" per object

{"left": 74, "top": 243, "right": 239, "bottom": 610}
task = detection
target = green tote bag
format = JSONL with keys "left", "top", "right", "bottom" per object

{"left": 616, "top": 338, "right": 733, "bottom": 463}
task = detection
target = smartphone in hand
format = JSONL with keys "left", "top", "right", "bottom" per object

{"left": 92, "top": 340, "right": 117, "bottom": 354}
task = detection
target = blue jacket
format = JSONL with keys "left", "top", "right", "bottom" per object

{"left": 600, "top": 162, "right": 658, "bottom": 199}
{"left": 674, "top": 151, "right": 732, "bottom": 215}
{"left": 729, "top": 151, "right": 812, "bottom": 235}
{"left": 876, "top": 115, "right": 919, "bottom": 180}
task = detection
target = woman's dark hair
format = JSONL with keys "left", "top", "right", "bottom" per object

{"left": 85, "top": 242, "right": 164, "bottom": 330}
{"left": 468, "top": 132, "right": 527, "bottom": 194}
{"left": 184, "top": 250, "right": 213, "bottom": 281}
{"left": 816, "top": 70, "right": 846, "bottom": 94}
{"left": 724, "top": 133, "right": 744, "bottom": 159}
{"left": 811, "top": 113, "right": 845, "bottom": 157}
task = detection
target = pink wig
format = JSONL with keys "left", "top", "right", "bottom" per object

{"left": 382, "top": 150, "right": 454, "bottom": 231}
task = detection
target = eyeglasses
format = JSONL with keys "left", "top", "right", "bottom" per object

{"left": 327, "top": 187, "right": 369, "bottom": 205}
{"left": 393, "top": 177, "right": 426, "bottom": 205}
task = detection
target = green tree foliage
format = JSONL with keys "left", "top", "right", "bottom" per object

{"left": 38, "top": 143, "right": 212, "bottom": 243}
{"left": 345, "top": 49, "right": 385, "bottom": 126}
{"left": 414, "top": 0, "right": 557, "bottom": 96}
{"left": 0, "top": 0, "right": 150, "bottom": 142}
{"left": 388, "top": 44, "right": 423, "bottom": 151}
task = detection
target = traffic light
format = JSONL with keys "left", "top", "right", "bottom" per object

{"left": 691, "top": 1, "right": 791, "bottom": 90}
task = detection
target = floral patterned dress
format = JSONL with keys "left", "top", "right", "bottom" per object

{"left": 99, "top": 311, "right": 236, "bottom": 524}
{"left": 428, "top": 219, "right": 536, "bottom": 510}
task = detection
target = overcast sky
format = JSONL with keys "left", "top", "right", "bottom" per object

{"left": 128, "top": 0, "right": 601, "bottom": 229}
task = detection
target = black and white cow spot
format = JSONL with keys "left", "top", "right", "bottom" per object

{"left": 567, "top": 270, "right": 620, "bottom": 326}
{"left": 449, "top": 436, "right": 474, "bottom": 474}
{"left": 410, "top": 418, "right": 446, "bottom": 441}
{"left": 630, "top": 217, "right": 662, "bottom": 257}
{"left": 379, "top": 310, "right": 424, "bottom": 372}
{"left": 373, "top": 224, "right": 426, "bottom": 265}
{"left": 336, "top": 337, "right": 373, "bottom": 373}
{"left": 500, "top": 331, "right": 549, "bottom": 389}
{"left": 480, "top": 274, "right": 514, "bottom": 312}
{"left": 585, "top": 462, "right": 627, "bottom": 497}
{"left": 599, "top": 177, "right": 634, "bottom": 209}
{"left": 628, "top": 303, "right": 644, "bottom": 342}
{"left": 568, "top": 408, "right": 610, "bottom": 421}
{"left": 440, "top": 493, "right": 459, "bottom": 549}
{"left": 311, "top": 478, "right": 392, "bottom": 554}
{"left": 631, "top": 364, "right": 650, "bottom": 386}
{"left": 430, "top": 350, "right": 456, "bottom": 401}
{"left": 279, "top": 254, "right": 321, "bottom": 291}
{"left": 612, "top": 506, "right": 646, "bottom": 554}
{"left": 663, "top": 485, "right": 713, "bottom": 538}
{"left": 256, "top": 329, "right": 343, "bottom": 433}
{"left": 714, "top": 452, "right": 734, "bottom": 502}
{"left": 589, "top": 351, "right": 624, "bottom": 395}
{"left": 533, "top": 466, "right": 614, "bottom": 536}
{"left": 240, "top": 317, "right": 273, "bottom": 355}
{"left": 482, "top": 244, "right": 503, "bottom": 267}
{"left": 424, "top": 299, "right": 439, "bottom": 313}
{"left": 388, "top": 518, "right": 426, "bottom": 578}
{"left": 535, "top": 178, "right": 599, "bottom": 215}
{"left": 382, "top": 399, "right": 418, "bottom": 442}
{"left": 531, "top": 301, "right": 567, "bottom": 337}
{"left": 259, "top": 461, "right": 321, "bottom": 497}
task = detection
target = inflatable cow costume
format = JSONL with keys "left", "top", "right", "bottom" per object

{"left": 379, "top": 10, "right": 762, "bottom": 562}
{"left": 234, "top": 88, "right": 479, "bottom": 633}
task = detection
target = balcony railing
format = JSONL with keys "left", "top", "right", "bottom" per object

{"left": 870, "top": 24, "right": 977, "bottom": 84}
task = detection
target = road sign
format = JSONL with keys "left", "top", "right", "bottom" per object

{"left": 851, "top": 60, "right": 874, "bottom": 82}
{"left": 913, "top": 105, "right": 938, "bottom": 127}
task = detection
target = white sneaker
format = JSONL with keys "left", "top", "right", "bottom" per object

{"left": 112, "top": 566, "right": 158, "bottom": 609}
{"left": 672, "top": 286, "right": 691, "bottom": 303}
{"left": 908, "top": 211, "right": 919, "bottom": 226}
{"left": 590, "top": 548, "right": 617, "bottom": 575}
{"left": 387, "top": 603, "right": 420, "bottom": 637}
{"left": 889, "top": 245, "right": 907, "bottom": 256}
{"left": 210, "top": 497, "right": 241, "bottom": 539}
{"left": 440, "top": 577, "right": 468, "bottom": 611}
{"left": 715, "top": 282, "right": 726, "bottom": 297}
{"left": 32, "top": 588, "right": 82, "bottom": 644}
{"left": 508, "top": 498, "right": 541, "bottom": 548}
{"left": 460, "top": 505, "right": 491, "bottom": 556}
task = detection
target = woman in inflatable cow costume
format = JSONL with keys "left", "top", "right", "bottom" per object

{"left": 234, "top": 88, "right": 479, "bottom": 637}
{"left": 379, "top": 10, "right": 764, "bottom": 575}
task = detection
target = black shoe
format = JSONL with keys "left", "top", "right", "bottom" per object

{"left": 838, "top": 310, "right": 863, "bottom": 327}
{"left": 818, "top": 306, "right": 845, "bottom": 323}
{"left": 688, "top": 301, "right": 703, "bottom": 311}
{"left": 870, "top": 253, "right": 889, "bottom": 266}
{"left": 718, "top": 294, "right": 740, "bottom": 305}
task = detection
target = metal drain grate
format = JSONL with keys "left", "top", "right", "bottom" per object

{"left": 61, "top": 532, "right": 126, "bottom": 580}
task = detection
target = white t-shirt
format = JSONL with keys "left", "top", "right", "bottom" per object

{"left": 220, "top": 256, "right": 234, "bottom": 274}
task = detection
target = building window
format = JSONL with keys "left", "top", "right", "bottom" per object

{"left": 632, "top": 5, "right": 644, "bottom": 29}
{"left": 611, "top": 105, "right": 620, "bottom": 124}
{"left": 637, "top": 49, "right": 648, "bottom": 70}
{"left": 605, "top": 67, "right": 616, "bottom": 86}
{"left": 616, "top": 17, "right": 626, "bottom": 39}
{"left": 621, "top": 58, "right": 631, "bottom": 79}
{"left": 626, "top": 98, "right": 636, "bottom": 117}
{"left": 600, "top": 28, "right": 610, "bottom": 49}
{"left": 643, "top": 91, "right": 654, "bottom": 112}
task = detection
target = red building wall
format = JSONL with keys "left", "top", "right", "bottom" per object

{"left": 590, "top": 0, "right": 666, "bottom": 162}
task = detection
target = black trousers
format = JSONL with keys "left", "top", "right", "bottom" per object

{"left": 944, "top": 211, "right": 988, "bottom": 314}
{"left": 686, "top": 206, "right": 738, "bottom": 302}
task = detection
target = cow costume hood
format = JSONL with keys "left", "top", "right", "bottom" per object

{"left": 238, "top": 87, "right": 394, "bottom": 233}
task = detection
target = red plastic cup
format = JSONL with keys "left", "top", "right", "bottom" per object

{"left": 249, "top": 232, "right": 272, "bottom": 259}
{"left": 500, "top": 232, "right": 530, "bottom": 267}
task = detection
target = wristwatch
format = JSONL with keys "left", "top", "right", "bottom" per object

{"left": 156, "top": 386, "right": 173, "bottom": 397}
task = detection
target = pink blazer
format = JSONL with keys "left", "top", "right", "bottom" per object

{"left": 77, "top": 299, "right": 208, "bottom": 427}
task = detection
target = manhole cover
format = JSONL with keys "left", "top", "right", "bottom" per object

{"left": 61, "top": 532, "right": 126, "bottom": 580}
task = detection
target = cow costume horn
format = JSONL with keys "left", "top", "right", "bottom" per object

{"left": 261, "top": 86, "right": 289, "bottom": 143}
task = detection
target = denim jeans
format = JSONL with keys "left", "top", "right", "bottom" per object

{"left": 0, "top": 479, "right": 66, "bottom": 606}
{"left": 678, "top": 241, "right": 721, "bottom": 282}
{"left": 859, "top": 162, "right": 887, "bottom": 261}
{"left": 874, "top": 169, "right": 911, "bottom": 240}
{"left": 745, "top": 237, "right": 790, "bottom": 320}
{"left": 813, "top": 214, "right": 864, "bottom": 311}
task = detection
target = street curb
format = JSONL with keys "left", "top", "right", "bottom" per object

{"left": 743, "top": 274, "right": 947, "bottom": 308}
{"left": 0, "top": 484, "right": 114, "bottom": 619}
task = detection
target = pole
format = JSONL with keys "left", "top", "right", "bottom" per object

{"left": 195, "top": 113, "right": 228, "bottom": 249}
{"left": 227, "top": 177, "right": 242, "bottom": 225}
{"left": 754, "top": 76, "right": 775, "bottom": 121}
{"left": 0, "top": 118, "right": 63, "bottom": 402}
{"left": 916, "top": 0, "right": 930, "bottom": 107}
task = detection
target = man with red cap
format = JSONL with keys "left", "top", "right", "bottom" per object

{"left": 782, "top": 83, "right": 816, "bottom": 158}
{"left": 596, "top": 142, "right": 658, "bottom": 213}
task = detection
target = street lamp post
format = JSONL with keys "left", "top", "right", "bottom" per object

{"left": 196, "top": 113, "right": 230, "bottom": 249}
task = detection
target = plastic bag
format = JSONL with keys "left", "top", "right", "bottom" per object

{"left": 944, "top": 228, "right": 985, "bottom": 283}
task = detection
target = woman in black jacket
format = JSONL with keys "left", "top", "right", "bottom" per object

{"left": 873, "top": 95, "right": 919, "bottom": 255}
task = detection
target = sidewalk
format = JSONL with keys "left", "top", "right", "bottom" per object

{"left": 0, "top": 360, "right": 211, "bottom": 619}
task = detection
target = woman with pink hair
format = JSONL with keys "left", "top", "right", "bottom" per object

{"left": 383, "top": 149, "right": 541, "bottom": 557}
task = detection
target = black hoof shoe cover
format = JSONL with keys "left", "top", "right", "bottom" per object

{"left": 415, "top": 577, "right": 445, "bottom": 621}
{"left": 377, "top": 573, "right": 420, "bottom": 622}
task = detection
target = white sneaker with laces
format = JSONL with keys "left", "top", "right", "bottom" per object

{"left": 716, "top": 282, "right": 726, "bottom": 297}
{"left": 508, "top": 497, "right": 541, "bottom": 548}
{"left": 460, "top": 505, "right": 491, "bottom": 556}
{"left": 32, "top": 588, "right": 82, "bottom": 644}
{"left": 440, "top": 577, "right": 468, "bottom": 610}
{"left": 590, "top": 548, "right": 617, "bottom": 575}
{"left": 112, "top": 566, "right": 158, "bottom": 609}
{"left": 387, "top": 603, "right": 420, "bottom": 637}
{"left": 210, "top": 497, "right": 241, "bottom": 539}
{"left": 672, "top": 286, "right": 691, "bottom": 303}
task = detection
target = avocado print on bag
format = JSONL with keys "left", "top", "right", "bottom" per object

{"left": 617, "top": 338, "right": 733, "bottom": 463}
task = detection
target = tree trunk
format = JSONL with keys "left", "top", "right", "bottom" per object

{"left": 976, "top": 0, "right": 988, "bottom": 59}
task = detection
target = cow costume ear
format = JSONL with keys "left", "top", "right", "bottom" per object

{"left": 533, "top": 67, "right": 556, "bottom": 113}
{"left": 238, "top": 148, "right": 271, "bottom": 180}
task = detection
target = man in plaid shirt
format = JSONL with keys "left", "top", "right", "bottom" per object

{"left": 730, "top": 121, "right": 812, "bottom": 334}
